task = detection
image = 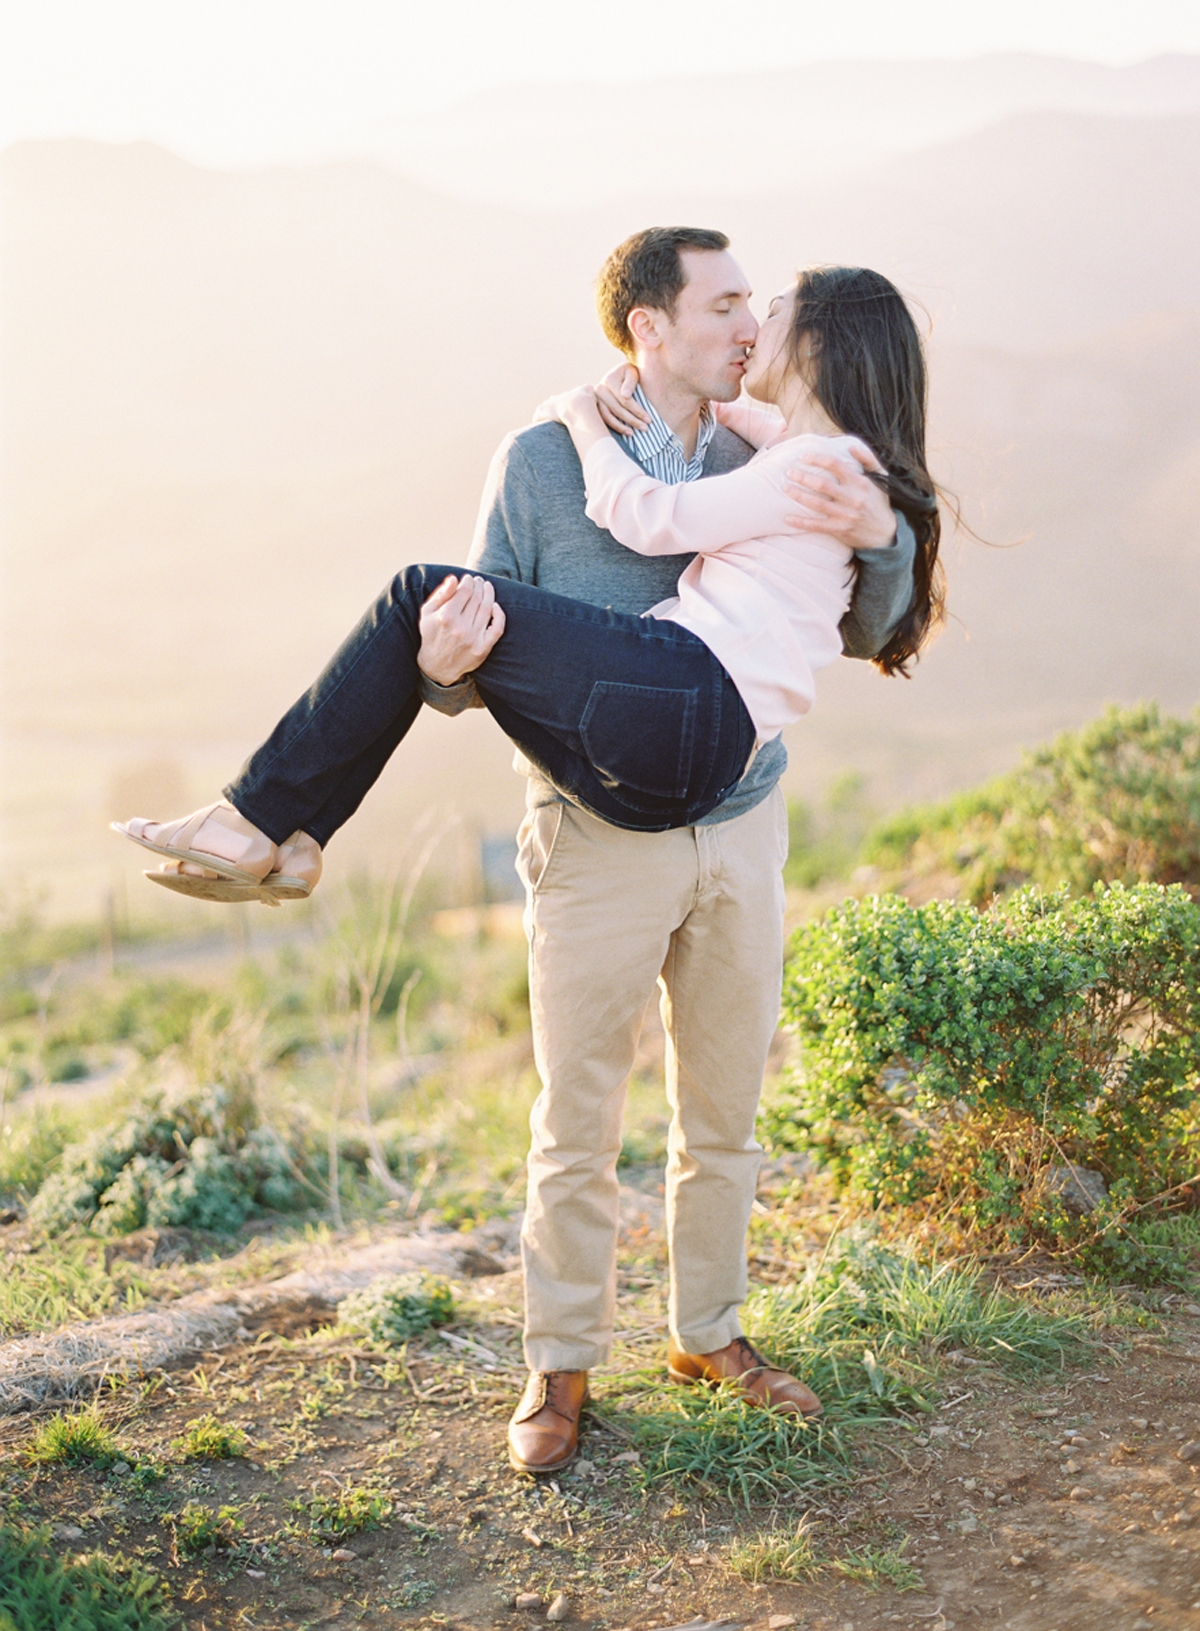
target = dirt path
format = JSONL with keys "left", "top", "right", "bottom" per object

{"left": 4, "top": 1214, "right": 1200, "bottom": 1630}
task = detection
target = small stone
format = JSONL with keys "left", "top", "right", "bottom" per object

{"left": 522, "top": 1527, "right": 545, "bottom": 1547}
{"left": 1064, "top": 1459, "right": 1082, "bottom": 1475}
{"left": 962, "top": 1477, "right": 977, "bottom": 1491}
{"left": 331, "top": 1547, "right": 356, "bottom": 1562}
{"left": 1177, "top": 1441, "right": 1200, "bottom": 1464}
{"left": 52, "top": 1524, "right": 84, "bottom": 1542}
{"left": 1008, "top": 1554, "right": 1027, "bottom": 1567}
{"left": 769, "top": 1618, "right": 798, "bottom": 1629}
{"left": 1037, "top": 1163, "right": 1107, "bottom": 1213}
{"left": 572, "top": 1459, "right": 596, "bottom": 1477}
{"left": 996, "top": 1493, "right": 1014, "bottom": 1507}
{"left": 547, "top": 1593, "right": 570, "bottom": 1623}
{"left": 957, "top": 1515, "right": 978, "bottom": 1534}
{"left": 110, "top": 1461, "right": 131, "bottom": 1477}
{"left": 1069, "top": 1486, "right": 1092, "bottom": 1501}
{"left": 1130, "top": 1417, "right": 1150, "bottom": 1431}
{"left": 515, "top": 1593, "right": 543, "bottom": 1611}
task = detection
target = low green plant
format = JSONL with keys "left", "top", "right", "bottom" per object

{"left": 336, "top": 1273, "right": 455, "bottom": 1345}
{"left": 747, "top": 1230, "right": 1086, "bottom": 1379}
{"left": 0, "top": 1101, "right": 73, "bottom": 1206}
{"left": 628, "top": 1231, "right": 1082, "bottom": 1505}
{"left": 729, "top": 1521, "right": 920, "bottom": 1590}
{"left": 0, "top": 1238, "right": 142, "bottom": 1340}
{"left": 290, "top": 1483, "right": 392, "bottom": 1541}
{"left": 26, "top": 1067, "right": 316, "bottom": 1238}
{"left": 172, "top": 1413, "right": 249, "bottom": 1461}
{"left": 768, "top": 882, "right": 1200, "bottom": 1264}
{"left": 25, "top": 1408, "right": 124, "bottom": 1471}
{"left": 728, "top": 1521, "right": 824, "bottom": 1582}
{"left": 835, "top": 1542, "right": 922, "bottom": 1591}
{"left": 630, "top": 1389, "right": 831, "bottom": 1505}
{"left": 785, "top": 774, "right": 875, "bottom": 891}
{"left": 168, "top": 1500, "right": 245, "bottom": 1558}
{"left": 0, "top": 1515, "right": 172, "bottom": 1631}
{"left": 865, "top": 702, "right": 1200, "bottom": 903}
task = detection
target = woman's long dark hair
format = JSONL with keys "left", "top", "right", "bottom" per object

{"left": 788, "top": 265, "right": 946, "bottom": 676}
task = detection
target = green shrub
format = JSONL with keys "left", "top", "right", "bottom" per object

{"left": 27, "top": 1078, "right": 314, "bottom": 1238}
{"left": 337, "top": 1273, "right": 455, "bottom": 1345}
{"left": 767, "top": 882, "right": 1200, "bottom": 1263}
{"left": 865, "top": 703, "right": 1200, "bottom": 903}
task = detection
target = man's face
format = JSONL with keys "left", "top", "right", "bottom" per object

{"left": 650, "top": 249, "right": 758, "bottom": 404}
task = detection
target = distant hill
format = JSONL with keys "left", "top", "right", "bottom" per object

{"left": 374, "top": 53, "right": 1200, "bottom": 207}
{"left": 2, "top": 65, "right": 1199, "bottom": 918}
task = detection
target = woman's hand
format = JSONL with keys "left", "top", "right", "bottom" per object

{"left": 532, "top": 385, "right": 599, "bottom": 427}
{"left": 594, "top": 364, "right": 649, "bottom": 436}
{"left": 531, "top": 385, "right": 609, "bottom": 456}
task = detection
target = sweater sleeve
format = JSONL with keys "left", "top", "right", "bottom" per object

{"left": 582, "top": 434, "right": 854, "bottom": 557}
{"left": 839, "top": 513, "right": 917, "bottom": 659}
{"left": 417, "top": 432, "right": 533, "bottom": 716}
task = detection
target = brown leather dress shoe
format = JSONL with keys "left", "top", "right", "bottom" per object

{"left": 667, "top": 1334, "right": 823, "bottom": 1418}
{"left": 507, "top": 1370, "right": 590, "bottom": 1473}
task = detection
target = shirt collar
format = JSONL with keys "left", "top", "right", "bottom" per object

{"left": 628, "top": 386, "right": 715, "bottom": 471}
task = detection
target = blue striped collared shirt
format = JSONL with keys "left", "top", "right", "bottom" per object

{"left": 624, "top": 386, "right": 715, "bottom": 484}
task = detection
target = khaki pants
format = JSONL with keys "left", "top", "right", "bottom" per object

{"left": 516, "top": 787, "right": 788, "bottom": 1372}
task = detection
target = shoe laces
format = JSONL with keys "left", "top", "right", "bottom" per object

{"left": 733, "top": 1335, "right": 770, "bottom": 1374}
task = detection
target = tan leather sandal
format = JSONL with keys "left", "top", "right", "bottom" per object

{"left": 111, "top": 801, "right": 275, "bottom": 883}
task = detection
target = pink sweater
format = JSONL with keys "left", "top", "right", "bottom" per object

{"left": 581, "top": 406, "right": 858, "bottom": 739}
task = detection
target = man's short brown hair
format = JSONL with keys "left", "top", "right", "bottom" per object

{"left": 595, "top": 226, "right": 730, "bottom": 356}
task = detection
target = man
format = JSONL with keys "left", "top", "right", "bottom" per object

{"left": 418, "top": 227, "right": 915, "bottom": 1473}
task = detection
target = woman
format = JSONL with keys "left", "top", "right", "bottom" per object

{"left": 115, "top": 266, "right": 945, "bottom": 904}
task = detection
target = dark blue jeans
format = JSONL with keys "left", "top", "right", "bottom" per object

{"left": 225, "top": 565, "right": 756, "bottom": 844}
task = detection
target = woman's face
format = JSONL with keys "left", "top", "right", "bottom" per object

{"left": 743, "top": 285, "right": 798, "bottom": 404}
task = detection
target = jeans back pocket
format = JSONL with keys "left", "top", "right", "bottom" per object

{"left": 579, "top": 681, "right": 698, "bottom": 800}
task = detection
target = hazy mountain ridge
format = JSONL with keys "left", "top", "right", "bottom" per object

{"left": 2, "top": 69, "right": 1199, "bottom": 916}
{"left": 375, "top": 52, "right": 1200, "bottom": 207}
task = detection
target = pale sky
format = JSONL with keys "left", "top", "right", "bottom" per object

{"left": 4, "top": 0, "right": 1200, "bottom": 166}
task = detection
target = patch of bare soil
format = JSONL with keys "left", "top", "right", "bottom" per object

{"left": 4, "top": 1218, "right": 1200, "bottom": 1631}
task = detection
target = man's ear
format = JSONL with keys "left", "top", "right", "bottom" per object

{"left": 627, "top": 305, "right": 666, "bottom": 350}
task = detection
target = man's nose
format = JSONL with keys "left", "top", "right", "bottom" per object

{"left": 738, "top": 314, "right": 759, "bottom": 346}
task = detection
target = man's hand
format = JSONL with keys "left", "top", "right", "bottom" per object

{"left": 418, "top": 574, "right": 506, "bottom": 686}
{"left": 783, "top": 438, "right": 897, "bottom": 552}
